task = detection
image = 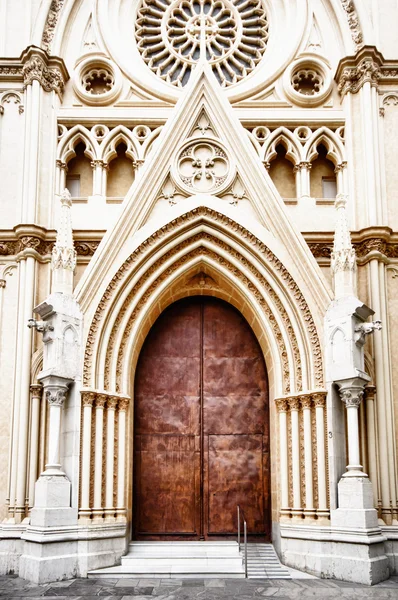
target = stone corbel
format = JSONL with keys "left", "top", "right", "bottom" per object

{"left": 354, "top": 320, "right": 382, "bottom": 346}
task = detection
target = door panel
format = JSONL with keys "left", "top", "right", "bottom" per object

{"left": 133, "top": 296, "right": 269, "bottom": 540}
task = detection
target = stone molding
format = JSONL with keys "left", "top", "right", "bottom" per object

{"left": 336, "top": 46, "right": 398, "bottom": 97}
{"left": 0, "top": 46, "right": 69, "bottom": 97}
{"left": 340, "top": 0, "right": 363, "bottom": 51}
{"left": 41, "top": 0, "right": 66, "bottom": 53}
{"left": 83, "top": 207, "right": 324, "bottom": 395}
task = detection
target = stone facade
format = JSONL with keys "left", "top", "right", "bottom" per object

{"left": 0, "top": 0, "right": 398, "bottom": 586}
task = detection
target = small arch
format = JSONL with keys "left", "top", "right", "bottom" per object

{"left": 263, "top": 127, "right": 302, "bottom": 166}
{"left": 100, "top": 126, "right": 139, "bottom": 163}
{"left": 309, "top": 143, "right": 337, "bottom": 200}
{"left": 304, "top": 127, "right": 345, "bottom": 166}
{"left": 106, "top": 142, "right": 136, "bottom": 200}
{"left": 65, "top": 141, "right": 93, "bottom": 199}
{"left": 57, "top": 125, "right": 98, "bottom": 164}
{"left": 268, "top": 143, "right": 297, "bottom": 199}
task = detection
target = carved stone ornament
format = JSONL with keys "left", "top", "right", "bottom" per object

{"left": 288, "top": 397, "right": 301, "bottom": 411}
{"left": 51, "top": 189, "right": 77, "bottom": 272}
{"left": 107, "top": 397, "right": 118, "bottom": 410}
{"left": 22, "top": 54, "right": 65, "bottom": 95}
{"left": 275, "top": 398, "right": 289, "bottom": 413}
{"left": 340, "top": 387, "right": 364, "bottom": 408}
{"left": 81, "top": 391, "right": 96, "bottom": 407}
{"left": 30, "top": 384, "right": 43, "bottom": 400}
{"left": 336, "top": 48, "right": 383, "bottom": 97}
{"left": 118, "top": 398, "right": 130, "bottom": 412}
{"left": 175, "top": 139, "right": 231, "bottom": 194}
{"left": 340, "top": 0, "right": 363, "bottom": 50}
{"left": 300, "top": 395, "right": 313, "bottom": 410}
{"left": 95, "top": 393, "right": 108, "bottom": 408}
{"left": 313, "top": 392, "right": 326, "bottom": 408}
{"left": 41, "top": 0, "right": 66, "bottom": 53}
{"left": 45, "top": 387, "right": 67, "bottom": 406}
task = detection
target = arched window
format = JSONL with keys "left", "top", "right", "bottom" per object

{"left": 66, "top": 142, "right": 93, "bottom": 200}
{"left": 106, "top": 143, "right": 135, "bottom": 201}
{"left": 268, "top": 144, "right": 296, "bottom": 199}
{"left": 310, "top": 143, "right": 337, "bottom": 200}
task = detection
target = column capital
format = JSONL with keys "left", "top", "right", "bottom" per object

{"left": 20, "top": 45, "right": 69, "bottom": 97}
{"left": 30, "top": 383, "right": 43, "bottom": 400}
{"left": 288, "top": 397, "right": 301, "bottom": 411}
{"left": 106, "top": 396, "right": 118, "bottom": 410}
{"left": 95, "top": 393, "right": 108, "bottom": 408}
{"left": 301, "top": 394, "right": 312, "bottom": 410}
{"left": 335, "top": 46, "right": 384, "bottom": 97}
{"left": 364, "top": 384, "right": 376, "bottom": 401}
{"left": 313, "top": 391, "right": 326, "bottom": 408}
{"left": 118, "top": 398, "right": 130, "bottom": 412}
{"left": 81, "top": 390, "right": 96, "bottom": 407}
{"left": 337, "top": 379, "right": 366, "bottom": 408}
{"left": 275, "top": 398, "right": 289, "bottom": 413}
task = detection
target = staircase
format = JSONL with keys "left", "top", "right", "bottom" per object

{"left": 246, "top": 543, "right": 291, "bottom": 579}
{"left": 89, "top": 541, "right": 245, "bottom": 578}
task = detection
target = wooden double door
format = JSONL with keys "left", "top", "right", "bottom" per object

{"left": 133, "top": 296, "right": 270, "bottom": 540}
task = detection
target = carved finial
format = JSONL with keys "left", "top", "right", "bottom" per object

{"left": 51, "top": 189, "right": 76, "bottom": 295}
{"left": 331, "top": 194, "right": 357, "bottom": 299}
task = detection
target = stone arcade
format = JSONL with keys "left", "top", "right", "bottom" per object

{"left": 1, "top": 0, "right": 398, "bottom": 587}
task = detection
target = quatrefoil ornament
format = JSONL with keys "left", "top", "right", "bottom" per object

{"left": 175, "top": 140, "right": 232, "bottom": 194}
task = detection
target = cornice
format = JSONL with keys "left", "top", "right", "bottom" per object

{"left": 335, "top": 46, "right": 398, "bottom": 97}
{"left": 1, "top": 226, "right": 398, "bottom": 264}
{"left": 0, "top": 46, "right": 69, "bottom": 97}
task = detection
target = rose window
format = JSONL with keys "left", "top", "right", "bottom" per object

{"left": 135, "top": 0, "right": 269, "bottom": 87}
{"left": 177, "top": 141, "right": 229, "bottom": 191}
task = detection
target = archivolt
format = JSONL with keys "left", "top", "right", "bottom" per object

{"left": 83, "top": 207, "right": 324, "bottom": 397}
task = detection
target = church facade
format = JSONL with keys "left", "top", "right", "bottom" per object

{"left": 1, "top": 0, "right": 398, "bottom": 586}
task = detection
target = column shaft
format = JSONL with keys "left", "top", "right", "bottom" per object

{"left": 105, "top": 397, "right": 117, "bottom": 520}
{"left": 28, "top": 384, "right": 42, "bottom": 509}
{"left": 289, "top": 398, "right": 301, "bottom": 511}
{"left": 315, "top": 397, "right": 328, "bottom": 512}
{"left": 276, "top": 400, "right": 289, "bottom": 510}
{"left": 116, "top": 399, "right": 129, "bottom": 519}
{"left": 80, "top": 392, "right": 95, "bottom": 518}
{"left": 302, "top": 398, "right": 314, "bottom": 512}
{"left": 93, "top": 394, "right": 106, "bottom": 521}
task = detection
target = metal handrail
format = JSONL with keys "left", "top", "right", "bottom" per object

{"left": 237, "top": 505, "right": 248, "bottom": 578}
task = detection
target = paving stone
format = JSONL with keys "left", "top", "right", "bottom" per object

{"left": 182, "top": 580, "right": 204, "bottom": 587}
{"left": 204, "top": 580, "right": 225, "bottom": 588}
{"left": 115, "top": 580, "right": 140, "bottom": 588}
{"left": 137, "top": 579, "right": 160, "bottom": 587}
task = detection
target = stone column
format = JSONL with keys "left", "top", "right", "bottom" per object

{"left": 365, "top": 385, "right": 380, "bottom": 508}
{"left": 296, "top": 161, "right": 312, "bottom": 199}
{"left": 313, "top": 392, "right": 328, "bottom": 514}
{"left": 338, "top": 381, "right": 366, "bottom": 477}
{"left": 301, "top": 395, "right": 314, "bottom": 514}
{"left": 116, "top": 398, "right": 129, "bottom": 521}
{"left": 28, "top": 384, "right": 42, "bottom": 510}
{"left": 275, "top": 399, "right": 289, "bottom": 512}
{"left": 92, "top": 393, "right": 107, "bottom": 522}
{"left": 91, "top": 159, "right": 107, "bottom": 198}
{"left": 104, "top": 396, "right": 118, "bottom": 521}
{"left": 79, "top": 391, "right": 95, "bottom": 521}
{"left": 288, "top": 397, "right": 301, "bottom": 513}
{"left": 335, "top": 161, "right": 347, "bottom": 196}
{"left": 42, "top": 378, "right": 69, "bottom": 474}
{"left": 55, "top": 160, "right": 68, "bottom": 195}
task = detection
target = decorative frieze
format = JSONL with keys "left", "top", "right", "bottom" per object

{"left": 340, "top": 0, "right": 363, "bottom": 51}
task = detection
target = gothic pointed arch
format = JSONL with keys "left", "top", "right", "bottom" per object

{"left": 304, "top": 127, "right": 346, "bottom": 166}
{"left": 57, "top": 124, "right": 98, "bottom": 163}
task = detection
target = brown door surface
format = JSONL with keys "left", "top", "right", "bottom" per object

{"left": 133, "top": 296, "right": 269, "bottom": 540}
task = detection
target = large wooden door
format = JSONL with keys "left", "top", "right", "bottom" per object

{"left": 133, "top": 296, "right": 269, "bottom": 540}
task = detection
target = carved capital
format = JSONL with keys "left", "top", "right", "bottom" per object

{"left": 106, "top": 396, "right": 118, "bottom": 410}
{"left": 81, "top": 391, "right": 96, "bottom": 407}
{"left": 95, "top": 393, "right": 108, "bottom": 409}
{"left": 118, "top": 398, "right": 130, "bottom": 412}
{"left": 364, "top": 385, "right": 376, "bottom": 401}
{"left": 336, "top": 48, "right": 384, "bottom": 97}
{"left": 339, "top": 387, "right": 364, "bottom": 408}
{"left": 275, "top": 398, "right": 289, "bottom": 413}
{"left": 45, "top": 387, "right": 67, "bottom": 406}
{"left": 312, "top": 392, "right": 326, "bottom": 408}
{"left": 20, "top": 46, "right": 69, "bottom": 97}
{"left": 288, "top": 397, "right": 301, "bottom": 411}
{"left": 30, "top": 383, "right": 43, "bottom": 400}
{"left": 300, "top": 394, "right": 312, "bottom": 410}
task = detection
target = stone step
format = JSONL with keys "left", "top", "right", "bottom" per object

{"left": 126, "top": 541, "right": 241, "bottom": 557}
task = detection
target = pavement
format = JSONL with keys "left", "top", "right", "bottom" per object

{"left": 1, "top": 575, "right": 398, "bottom": 599}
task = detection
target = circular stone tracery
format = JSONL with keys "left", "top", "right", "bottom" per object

{"left": 176, "top": 140, "right": 230, "bottom": 192}
{"left": 135, "top": 0, "right": 269, "bottom": 87}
